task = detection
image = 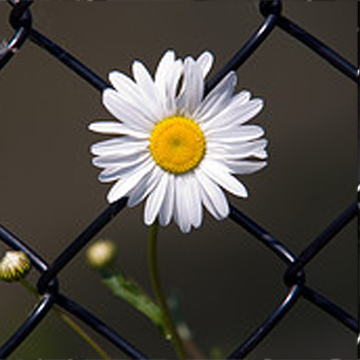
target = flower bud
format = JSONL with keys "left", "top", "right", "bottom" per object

{"left": 0, "top": 251, "right": 32, "bottom": 282}
{"left": 86, "top": 239, "right": 117, "bottom": 269}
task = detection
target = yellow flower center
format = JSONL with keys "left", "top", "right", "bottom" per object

{"left": 149, "top": 116, "right": 206, "bottom": 174}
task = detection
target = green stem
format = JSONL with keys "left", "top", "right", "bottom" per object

{"left": 20, "top": 279, "right": 38, "bottom": 297}
{"left": 20, "top": 279, "right": 110, "bottom": 359}
{"left": 148, "top": 222, "right": 187, "bottom": 359}
{"left": 54, "top": 309, "right": 110, "bottom": 360}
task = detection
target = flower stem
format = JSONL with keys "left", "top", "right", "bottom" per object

{"left": 148, "top": 222, "right": 187, "bottom": 359}
{"left": 20, "top": 279, "right": 110, "bottom": 359}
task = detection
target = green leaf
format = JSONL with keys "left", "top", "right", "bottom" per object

{"left": 99, "top": 269, "right": 169, "bottom": 338}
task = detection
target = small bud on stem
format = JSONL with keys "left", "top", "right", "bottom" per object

{"left": 0, "top": 251, "right": 32, "bottom": 282}
{"left": 86, "top": 239, "right": 117, "bottom": 269}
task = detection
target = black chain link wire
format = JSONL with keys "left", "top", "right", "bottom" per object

{"left": 0, "top": 0, "right": 358, "bottom": 358}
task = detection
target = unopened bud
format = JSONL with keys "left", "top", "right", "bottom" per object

{"left": 0, "top": 251, "right": 32, "bottom": 282}
{"left": 86, "top": 239, "right": 117, "bottom": 269}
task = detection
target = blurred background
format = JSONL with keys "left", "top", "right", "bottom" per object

{"left": 0, "top": 1, "right": 357, "bottom": 359}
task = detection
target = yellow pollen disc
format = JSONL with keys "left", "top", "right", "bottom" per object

{"left": 149, "top": 116, "right": 206, "bottom": 174}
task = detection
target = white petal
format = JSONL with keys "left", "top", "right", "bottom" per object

{"left": 93, "top": 152, "right": 149, "bottom": 168}
{"left": 202, "top": 91, "right": 259, "bottom": 131}
{"left": 195, "top": 71, "right": 237, "bottom": 123}
{"left": 163, "top": 60, "right": 183, "bottom": 116}
{"left": 207, "top": 139, "right": 268, "bottom": 160}
{"left": 225, "top": 139, "right": 268, "bottom": 160}
{"left": 200, "top": 160, "right": 248, "bottom": 198}
{"left": 199, "top": 186, "right": 221, "bottom": 220}
{"left": 233, "top": 98, "right": 264, "bottom": 125}
{"left": 226, "top": 160, "right": 267, "bottom": 174}
{"left": 155, "top": 50, "right": 175, "bottom": 91}
{"left": 89, "top": 121, "right": 127, "bottom": 135}
{"left": 206, "top": 125, "right": 265, "bottom": 143}
{"left": 103, "top": 89, "right": 154, "bottom": 130}
{"left": 176, "top": 57, "right": 204, "bottom": 116}
{"left": 90, "top": 121, "right": 149, "bottom": 139}
{"left": 108, "top": 71, "right": 143, "bottom": 105}
{"left": 231, "top": 90, "right": 252, "bottom": 106}
{"left": 98, "top": 155, "right": 151, "bottom": 183}
{"left": 181, "top": 178, "right": 194, "bottom": 232}
{"left": 186, "top": 175, "right": 203, "bottom": 228}
{"left": 144, "top": 172, "right": 169, "bottom": 225}
{"left": 154, "top": 51, "right": 183, "bottom": 116}
{"left": 174, "top": 176, "right": 191, "bottom": 233}
{"left": 106, "top": 160, "right": 155, "bottom": 203}
{"left": 195, "top": 168, "right": 229, "bottom": 220}
{"left": 172, "top": 174, "right": 204, "bottom": 230}
{"left": 127, "top": 166, "right": 163, "bottom": 208}
{"left": 109, "top": 71, "right": 138, "bottom": 96}
{"left": 132, "top": 61, "right": 165, "bottom": 121}
{"left": 99, "top": 165, "right": 138, "bottom": 183}
{"left": 108, "top": 71, "right": 160, "bottom": 125}
{"left": 176, "top": 174, "right": 199, "bottom": 230}
{"left": 158, "top": 174, "right": 175, "bottom": 226}
{"left": 91, "top": 137, "right": 134, "bottom": 154}
{"left": 196, "top": 51, "right": 214, "bottom": 78}
{"left": 91, "top": 137, "right": 149, "bottom": 156}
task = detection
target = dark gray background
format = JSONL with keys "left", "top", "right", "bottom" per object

{"left": 0, "top": 1, "right": 357, "bottom": 359}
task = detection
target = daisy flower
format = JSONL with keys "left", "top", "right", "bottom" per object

{"left": 89, "top": 50, "right": 267, "bottom": 233}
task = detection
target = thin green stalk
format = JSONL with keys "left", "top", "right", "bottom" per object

{"left": 54, "top": 308, "right": 110, "bottom": 360}
{"left": 20, "top": 279, "right": 38, "bottom": 297}
{"left": 20, "top": 279, "right": 110, "bottom": 359}
{"left": 148, "top": 222, "right": 187, "bottom": 359}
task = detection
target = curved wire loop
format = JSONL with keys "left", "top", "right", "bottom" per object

{"left": 0, "top": 294, "right": 55, "bottom": 359}
{"left": 284, "top": 202, "right": 358, "bottom": 286}
{"left": 205, "top": 0, "right": 281, "bottom": 95}
{"left": 259, "top": 0, "right": 358, "bottom": 83}
{"left": 37, "top": 198, "right": 127, "bottom": 294}
{"left": 0, "top": 224, "right": 58, "bottom": 358}
{"left": 227, "top": 285, "right": 302, "bottom": 359}
{"left": 0, "top": 1, "right": 33, "bottom": 71}
{"left": 56, "top": 294, "right": 149, "bottom": 359}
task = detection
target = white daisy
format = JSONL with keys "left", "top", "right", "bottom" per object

{"left": 89, "top": 50, "right": 268, "bottom": 233}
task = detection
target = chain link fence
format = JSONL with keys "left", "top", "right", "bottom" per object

{"left": 0, "top": 1, "right": 357, "bottom": 358}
